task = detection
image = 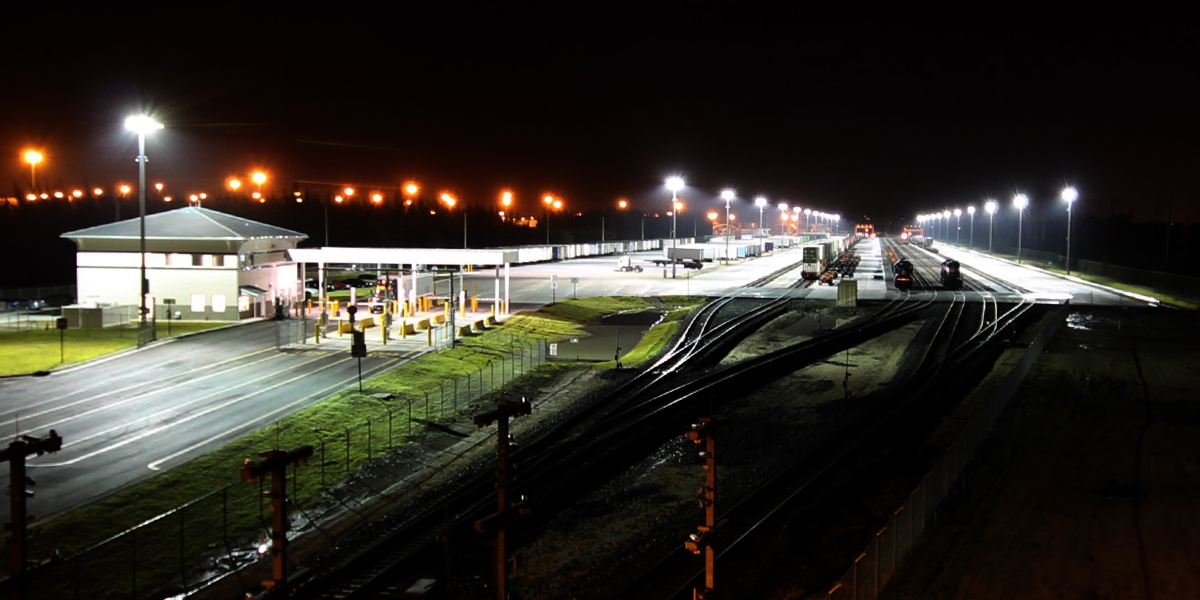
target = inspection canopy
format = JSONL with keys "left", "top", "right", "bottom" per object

{"left": 287, "top": 247, "right": 519, "bottom": 267}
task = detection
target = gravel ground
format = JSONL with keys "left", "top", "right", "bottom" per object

{"left": 878, "top": 306, "right": 1200, "bottom": 600}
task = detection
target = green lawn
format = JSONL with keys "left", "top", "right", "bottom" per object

{"left": 17, "top": 296, "right": 705, "bottom": 596}
{"left": 0, "top": 321, "right": 229, "bottom": 376}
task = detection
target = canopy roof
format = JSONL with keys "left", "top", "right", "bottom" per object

{"left": 62, "top": 206, "right": 307, "bottom": 242}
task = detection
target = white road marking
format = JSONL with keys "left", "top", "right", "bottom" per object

{"left": 0, "top": 347, "right": 276, "bottom": 429}
{"left": 145, "top": 358, "right": 401, "bottom": 471}
{"left": 31, "top": 356, "right": 357, "bottom": 467}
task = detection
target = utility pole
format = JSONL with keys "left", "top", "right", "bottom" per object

{"left": 239, "top": 445, "right": 313, "bottom": 597}
{"left": 474, "top": 398, "right": 532, "bottom": 600}
{"left": 4, "top": 430, "right": 63, "bottom": 600}
{"left": 684, "top": 417, "right": 729, "bottom": 599}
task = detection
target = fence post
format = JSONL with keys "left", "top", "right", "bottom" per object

{"left": 180, "top": 504, "right": 188, "bottom": 594}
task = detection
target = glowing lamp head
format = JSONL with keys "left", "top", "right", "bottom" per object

{"left": 729, "top": 214, "right": 736, "bottom": 221}
{"left": 371, "top": 193, "right": 383, "bottom": 204}
{"left": 124, "top": 115, "right": 164, "bottom": 135}
{"left": 251, "top": 172, "right": 268, "bottom": 186}
{"left": 23, "top": 150, "right": 43, "bottom": 165}
{"left": 343, "top": 187, "right": 355, "bottom": 197}
{"left": 53, "top": 191, "right": 63, "bottom": 199}
{"left": 617, "top": 198, "right": 628, "bottom": 209}
{"left": 501, "top": 191, "right": 513, "bottom": 206}
{"left": 155, "top": 183, "right": 164, "bottom": 192}
{"left": 404, "top": 182, "right": 419, "bottom": 196}
{"left": 1013, "top": 193, "right": 1029, "bottom": 211}
{"left": 1061, "top": 186, "right": 1078, "bottom": 204}
{"left": 119, "top": 185, "right": 131, "bottom": 195}
{"left": 707, "top": 211, "right": 718, "bottom": 221}
{"left": 779, "top": 202, "right": 789, "bottom": 212}
{"left": 189, "top": 194, "right": 199, "bottom": 202}
{"left": 942, "top": 209, "right": 951, "bottom": 218}
{"left": 335, "top": 195, "right": 344, "bottom": 203}
{"left": 803, "top": 208, "right": 811, "bottom": 215}
{"left": 754, "top": 196, "right": 767, "bottom": 208}
{"left": 967, "top": 205, "right": 976, "bottom": 215}
{"left": 228, "top": 179, "right": 242, "bottom": 191}
{"left": 665, "top": 176, "right": 685, "bottom": 192}
{"left": 720, "top": 189, "right": 736, "bottom": 202}
{"left": 25, "top": 194, "right": 36, "bottom": 201}
{"left": 93, "top": 187, "right": 104, "bottom": 196}
{"left": 251, "top": 192, "right": 262, "bottom": 200}
{"left": 954, "top": 208, "right": 962, "bottom": 217}
{"left": 553, "top": 199, "right": 562, "bottom": 210}
{"left": 984, "top": 200, "right": 998, "bottom": 214}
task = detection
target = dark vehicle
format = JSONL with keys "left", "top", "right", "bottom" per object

{"left": 940, "top": 259, "right": 962, "bottom": 289}
{"left": 893, "top": 258, "right": 915, "bottom": 290}
{"left": 354, "top": 274, "right": 378, "bottom": 287}
{"left": 326, "top": 280, "right": 350, "bottom": 291}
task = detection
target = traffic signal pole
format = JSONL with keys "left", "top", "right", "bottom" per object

{"left": 3, "top": 430, "right": 63, "bottom": 600}
{"left": 240, "top": 446, "right": 313, "bottom": 596}
{"left": 473, "top": 398, "right": 532, "bottom": 600}
{"left": 685, "top": 417, "right": 728, "bottom": 599}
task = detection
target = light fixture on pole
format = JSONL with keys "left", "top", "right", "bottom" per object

{"left": 802, "top": 207, "right": 811, "bottom": 233}
{"left": 125, "top": 115, "right": 164, "bottom": 344}
{"left": 543, "top": 194, "right": 555, "bottom": 245}
{"left": 666, "top": 176, "right": 685, "bottom": 278}
{"left": 953, "top": 208, "right": 963, "bottom": 243}
{"left": 1013, "top": 193, "right": 1029, "bottom": 263}
{"left": 1062, "top": 186, "right": 1078, "bottom": 275}
{"left": 967, "top": 205, "right": 976, "bottom": 249}
{"left": 984, "top": 200, "right": 998, "bottom": 254}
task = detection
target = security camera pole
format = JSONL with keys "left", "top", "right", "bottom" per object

{"left": 240, "top": 445, "right": 313, "bottom": 596}
{"left": 685, "top": 417, "right": 729, "bottom": 599}
{"left": 3, "top": 429, "right": 63, "bottom": 599}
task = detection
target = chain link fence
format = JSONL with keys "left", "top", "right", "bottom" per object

{"left": 823, "top": 304, "right": 1068, "bottom": 600}
{"left": 14, "top": 340, "right": 548, "bottom": 600}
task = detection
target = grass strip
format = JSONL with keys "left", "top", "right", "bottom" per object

{"left": 0, "top": 322, "right": 227, "bottom": 377}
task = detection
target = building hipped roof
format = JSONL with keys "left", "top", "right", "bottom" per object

{"left": 61, "top": 206, "right": 307, "bottom": 242}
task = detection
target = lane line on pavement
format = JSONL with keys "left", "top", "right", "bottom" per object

{"left": 16, "top": 352, "right": 329, "bottom": 443}
{"left": 145, "top": 357, "right": 404, "bottom": 471}
{"left": 31, "top": 355, "right": 361, "bottom": 467}
{"left": 0, "top": 347, "right": 276, "bottom": 428}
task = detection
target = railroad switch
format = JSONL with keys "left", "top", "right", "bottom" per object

{"left": 685, "top": 417, "right": 729, "bottom": 599}
{"left": 473, "top": 398, "right": 532, "bottom": 600}
{"left": 239, "top": 446, "right": 313, "bottom": 596}
{"left": 3, "top": 430, "right": 63, "bottom": 600}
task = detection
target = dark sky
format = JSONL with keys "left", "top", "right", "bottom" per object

{"left": 4, "top": 6, "right": 1198, "bottom": 223}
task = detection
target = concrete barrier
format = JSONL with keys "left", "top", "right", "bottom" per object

{"left": 472, "top": 319, "right": 487, "bottom": 332}
{"left": 457, "top": 324, "right": 473, "bottom": 337}
{"left": 432, "top": 314, "right": 446, "bottom": 325}
{"left": 415, "top": 317, "right": 431, "bottom": 330}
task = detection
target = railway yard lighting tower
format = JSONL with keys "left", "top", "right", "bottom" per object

{"left": 721, "top": 189, "right": 735, "bottom": 263}
{"left": 984, "top": 200, "right": 998, "bottom": 254}
{"left": 666, "top": 176, "right": 685, "bottom": 278}
{"left": 1062, "top": 186, "right": 1078, "bottom": 275}
{"left": 967, "top": 205, "right": 976, "bottom": 249}
{"left": 754, "top": 196, "right": 767, "bottom": 236}
{"left": 1013, "top": 193, "right": 1029, "bottom": 263}
{"left": 941, "top": 209, "right": 951, "bottom": 241}
{"left": 953, "top": 208, "right": 962, "bottom": 243}
{"left": 125, "top": 115, "right": 163, "bottom": 344}
{"left": 23, "top": 150, "right": 43, "bottom": 191}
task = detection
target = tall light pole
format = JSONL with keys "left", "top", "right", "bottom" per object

{"left": 953, "top": 208, "right": 962, "bottom": 243}
{"left": 23, "top": 150, "right": 43, "bottom": 191}
{"left": 1013, "top": 193, "right": 1029, "bottom": 263}
{"left": 984, "top": 200, "right": 997, "bottom": 254}
{"left": 967, "top": 205, "right": 976, "bottom": 249}
{"left": 666, "top": 176, "right": 685, "bottom": 278}
{"left": 721, "top": 189, "right": 735, "bottom": 264}
{"left": 125, "top": 115, "right": 164, "bottom": 343}
{"left": 754, "top": 196, "right": 767, "bottom": 238}
{"left": 1062, "top": 186, "right": 1078, "bottom": 274}
{"left": 543, "top": 194, "right": 554, "bottom": 244}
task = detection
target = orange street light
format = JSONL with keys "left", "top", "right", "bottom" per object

{"left": 71, "top": 190, "right": 83, "bottom": 198}
{"left": 334, "top": 195, "right": 344, "bottom": 203}
{"left": 343, "top": 187, "right": 355, "bottom": 197}
{"left": 119, "top": 184, "right": 132, "bottom": 196}
{"left": 440, "top": 192, "right": 457, "bottom": 208}
{"left": 93, "top": 187, "right": 104, "bottom": 196}
{"left": 199, "top": 192, "right": 207, "bottom": 200}
{"left": 189, "top": 194, "right": 199, "bottom": 203}
{"left": 155, "top": 182, "right": 164, "bottom": 193}
{"left": 618, "top": 198, "right": 629, "bottom": 209}
{"left": 252, "top": 192, "right": 262, "bottom": 200}
{"left": 228, "top": 178, "right": 242, "bottom": 191}
{"left": 403, "top": 182, "right": 419, "bottom": 197}
{"left": 371, "top": 192, "right": 383, "bottom": 204}
{"left": 500, "top": 190, "right": 513, "bottom": 208}
{"left": 22, "top": 150, "right": 43, "bottom": 190}
{"left": 25, "top": 194, "right": 36, "bottom": 201}
{"left": 163, "top": 195, "right": 173, "bottom": 203}
{"left": 543, "top": 194, "right": 554, "bottom": 205}
{"left": 53, "top": 191, "right": 64, "bottom": 199}
{"left": 707, "top": 211, "right": 718, "bottom": 221}
{"left": 251, "top": 172, "right": 267, "bottom": 186}
{"left": 553, "top": 199, "right": 562, "bottom": 210}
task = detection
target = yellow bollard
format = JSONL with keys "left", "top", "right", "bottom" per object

{"left": 471, "top": 297, "right": 478, "bottom": 313}
{"left": 491, "top": 303, "right": 496, "bottom": 317}
{"left": 338, "top": 317, "right": 344, "bottom": 337}
{"left": 461, "top": 299, "right": 466, "bottom": 317}
{"left": 444, "top": 302, "right": 450, "bottom": 320}
{"left": 427, "top": 326, "right": 433, "bottom": 347}
{"left": 400, "top": 319, "right": 406, "bottom": 339}
{"left": 314, "top": 319, "right": 320, "bottom": 344}
{"left": 381, "top": 322, "right": 387, "bottom": 345}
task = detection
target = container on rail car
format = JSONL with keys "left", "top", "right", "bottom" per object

{"left": 801, "top": 245, "right": 824, "bottom": 280}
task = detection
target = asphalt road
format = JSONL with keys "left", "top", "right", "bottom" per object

{"left": 1, "top": 321, "right": 406, "bottom": 518}
{"left": 0, "top": 238, "right": 1154, "bottom": 520}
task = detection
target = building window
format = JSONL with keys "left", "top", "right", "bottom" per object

{"left": 212, "top": 294, "right": 226, "bottom": 313}
{"left": 192, "top": 254, "right": 204, "bottom": 266}
{"left": 238, "top": 295, "right": 251, "bottom": 312}
{"left": 190, "top": 294, "right": 205, "bottom": 313}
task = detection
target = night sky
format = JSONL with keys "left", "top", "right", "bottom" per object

{"left": 4, "top": 7, "right": 1198, "bottom": 225}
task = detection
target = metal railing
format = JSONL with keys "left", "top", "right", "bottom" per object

{"left": 824, "top": 304, "right": 1067, "bottom": 600}
{"left": 11, "top": 341, "right": 548, "bottom": 600}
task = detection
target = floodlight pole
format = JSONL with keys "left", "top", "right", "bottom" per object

{"left": 136, "top": 132, "right": 151, "bottom": 344}
{"left": 671, "top": 190, "right": 678, "bottom": 279}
